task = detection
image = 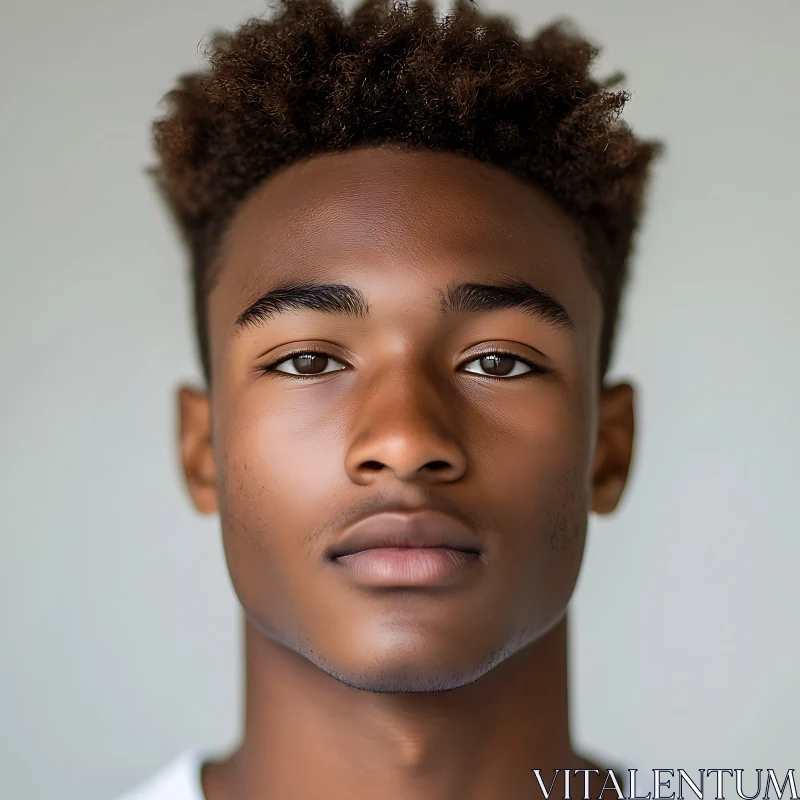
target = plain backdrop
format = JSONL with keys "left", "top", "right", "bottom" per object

{"left": 1, "top": 0, "right": 798, "bottom": 797}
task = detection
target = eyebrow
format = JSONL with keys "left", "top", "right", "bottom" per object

{"left": 235, "top": 281, "right": 574, "bottom": 331}
{"left": 441, "top": 281, "right": 574, "bottom": 329}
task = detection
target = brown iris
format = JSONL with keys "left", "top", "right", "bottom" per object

{"left": 479, "top": 354, "right": 516, "bottom": 376}
{"left": 292, "top": 354, "right": 329, "bottom": 374}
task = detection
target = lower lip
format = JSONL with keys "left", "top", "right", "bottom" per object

{"left": 333, "top": 547, "right": 482, "bottom": 587}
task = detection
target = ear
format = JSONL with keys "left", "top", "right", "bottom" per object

{"left": 590, "top": 382, "right": 635, "bottom": 515}
{"left": 177, "top": 386, "right": 218, "bottom": 515}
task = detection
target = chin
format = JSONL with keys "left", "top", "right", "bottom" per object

{"left": 300, "top": 634, "right": 517, "bottom": 694}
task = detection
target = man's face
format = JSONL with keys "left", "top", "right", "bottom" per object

{"left": 180, "top": 146, "right": 633, "bottom": 692}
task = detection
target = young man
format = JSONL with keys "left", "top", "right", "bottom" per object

{"left": 121, "top": 0, "right": 660, "bottom": 797}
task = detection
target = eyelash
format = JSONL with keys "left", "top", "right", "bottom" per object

{"left": 258, "top": 347, "right": 548, "bottom": 380}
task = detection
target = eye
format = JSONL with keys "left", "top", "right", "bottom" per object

{"left": 460, "top": 352, "right": 539, "bottom": 378}
{"left": 267, "top": 351, "right": 347, "bottom": 377}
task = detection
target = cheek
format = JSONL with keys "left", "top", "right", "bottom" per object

{"left": 473, "top": 379, "right": 591, "bottom": 510}
{"left": 215, "top": 389, "right": 346, "bottom": 616}
{"left": 221, "top": 384, "right": 345, "bottom": 515}
{"left": 518, "top": 394, "right": 590, "bottom": 543}
{"left": 471, "top": 385, "right": 590, "bottom": 619}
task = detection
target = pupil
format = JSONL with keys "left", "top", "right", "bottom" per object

{"left": 481, "top": 355, "right": 514, "bottom": 376}
{"left": 295, "top": 354, "right": 327, "bottom": 374}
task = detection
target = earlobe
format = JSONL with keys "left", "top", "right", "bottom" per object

{"left": 590, "top": 382, "right": 635, "bottom": 515}
{"left": 177, "top": 385, "right": 219, "bottom": 515}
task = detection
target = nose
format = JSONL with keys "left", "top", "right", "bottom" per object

{"left": 344, "top": 368, "right": 468, "bottom": 486}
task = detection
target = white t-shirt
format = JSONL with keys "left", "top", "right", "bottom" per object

{"left": 116, "top": 750, "right": 207, "bottom": 800}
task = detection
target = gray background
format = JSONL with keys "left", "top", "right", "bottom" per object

{"left": 1, "top": 0, "right": 798, "bottom": 797}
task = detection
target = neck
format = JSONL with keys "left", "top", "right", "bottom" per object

{"left": 205, "top": 613, "right": 590, "bottom": 800}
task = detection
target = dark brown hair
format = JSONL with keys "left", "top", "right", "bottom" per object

{"left": 150, "top": 0, "right": 661, "bottom": 383}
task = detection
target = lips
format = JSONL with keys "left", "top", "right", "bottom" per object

{"left": 325, "top": 509, "right": 484, "bottom": 560}
{"left": 325, "top": 509, "right": 485, "bottom": 587}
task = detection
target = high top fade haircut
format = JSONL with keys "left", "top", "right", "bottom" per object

{"left": 150, "top": 0, "right": 662, "bottom": 386}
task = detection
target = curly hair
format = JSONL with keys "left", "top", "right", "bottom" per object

{"left": 150, "top": 0, "right": 661, "bottom": 384}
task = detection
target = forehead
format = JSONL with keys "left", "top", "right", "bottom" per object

{"left": 207, "top": 145, "right": 602, "bottom": 364}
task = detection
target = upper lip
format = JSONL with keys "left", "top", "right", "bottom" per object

{"left": 326, "top": 509, "right": 483, "bottom": 560}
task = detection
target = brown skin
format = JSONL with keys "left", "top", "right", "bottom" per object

{"left": 178, "top": 145, "right": 634, "bottom": 800}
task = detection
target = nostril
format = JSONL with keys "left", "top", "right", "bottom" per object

{"left": 426, "top": 461, "right": 451, "bottom": 472}
{"left": 363, "top": 460, "right": 383, "bottom": 471}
